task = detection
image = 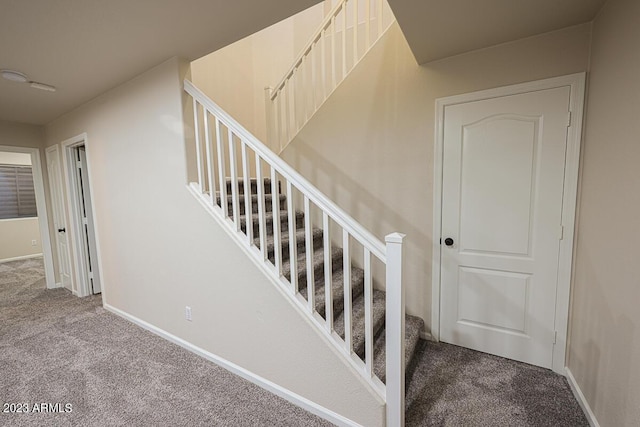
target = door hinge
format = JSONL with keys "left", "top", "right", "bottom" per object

{"left": 559, "top": 225, "right": 564, "bottom": 240}
{"left": 566, "top": 111, "right": 572, "bottom": 127}
{"left": 76, "top": 160, "right": 82, "bottom": 168}
{"left": 553, "top": 331, "right": 558, "bottom": 344}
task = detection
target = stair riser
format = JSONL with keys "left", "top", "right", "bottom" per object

{"left": 262, "top": 230, "right": 324, "bottom": 263}
{"left": 241, "top": 214, "right": 305, "bottom": 237}
{"left": 219, "top": 195, "right": 286, "bottom": 217}
{"left": 298, "top": 267, "right": 365, "bottom": 319}
{"left": 225, "top": 178, "right": 275, "bottom": 195}
{"left": 283, "top": 247, "right": 343, "bottom": 288}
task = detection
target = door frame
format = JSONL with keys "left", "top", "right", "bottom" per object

{"left": 431, "top": 73, "right": 586, "bottom": 374}
{"left": 60, "top": 133, "right": 105, "bottom": 298}
{"left": 0, "top": 145, "right": 56, "bottom": 288}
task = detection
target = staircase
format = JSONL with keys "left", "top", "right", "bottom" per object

{"left": 220, "top": 177, "right": 424, "bottom": 382}
{"left": 266, "top": 0, "right": 395, "bottom": 152}
{"left": 185, "top": 79, "right": 418, "bottom": 425}
{"left": 185, "top": 2, "right": 412, "bottom": 424}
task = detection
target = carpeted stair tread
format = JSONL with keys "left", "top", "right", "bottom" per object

{"left": 259, "top": 227, "right": 324, "bottom": 259}
{"left": 282, "top": 245, "right": 344, "bottom": 289}
{"left": 240, "top": 210, "right": 304, "bottom": 235}
{"left": 298, "top": 265, "right": 365, "bottom": 319}
{"left": 333, "top": 290, "right": 386, "bottom": 358}
{"left": 224, "top": 177, "right": 273, "bottom": 195}
{"left": 217, "top": 193, "right": 287, "bottom": 216}
{"left": 372, "top": 314, "right": 424, "bottom": 383}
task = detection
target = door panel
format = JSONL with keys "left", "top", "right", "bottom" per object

{"left": 76, "top": 147, "right": 101, "bottom": 294}
{"left": 46, "top": 146, "right": 72, "bottom": 290}
{"left": 460, "top": 115, "right": 538, "bottom": 256}
{"left": 440, "top": 86, "right": 570, "bottom": 368}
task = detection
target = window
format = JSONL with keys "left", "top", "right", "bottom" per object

{"left": 0, "top": 164, "right": 37, "bottom": 219}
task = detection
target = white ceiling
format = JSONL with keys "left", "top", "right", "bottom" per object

{"left": 388, "top": 0, "right": 607, "bottom": 64}
{"left": 0, "top": 0, "right": 320, "bottom": 125}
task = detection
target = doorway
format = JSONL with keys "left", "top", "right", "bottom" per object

{"left": 61, "top": 135, "right": 101, "bottom": 296}
{"left": 0, "top": 145, "right": 55, "bottom": 288}
{"left": 432, "top": 74, "right": 586, "bottom": 374}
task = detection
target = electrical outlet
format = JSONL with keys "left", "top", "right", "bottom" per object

{"left": 185, "top": 306, "right": 192, "bottom": 321}
{"left": 31, "top": 240, "right": 37, "bottom": 246}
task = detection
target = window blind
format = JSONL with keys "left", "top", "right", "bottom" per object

{"left": 0, "top": 164, "right": 37, "bottom": 219}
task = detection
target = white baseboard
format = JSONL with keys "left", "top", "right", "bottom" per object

{"left": 104, "top": 304, "right": 362, "bottom": 427}
{"left": 420, "top": 331, "right": 434, "bottom": 341}
{"left": 0, "top": 253, "right": 43, "bottom": 264}
{"left": 48, "top": 282, "right": 62, "bottom": 289}
{"left": 566, "top": 367, "right": 600, "bottom": 427}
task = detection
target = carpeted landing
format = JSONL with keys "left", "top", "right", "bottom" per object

{"left": 405, "top": 340, "right": 589, "bottom": 426}
{"left": 1, "top": 258, "right": 588, "bottom": 426}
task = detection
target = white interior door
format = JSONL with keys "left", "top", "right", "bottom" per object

{"left": 75, "top": 146, "right": 101, "bottom": 294}
{"left": 45, "top": 146, "right": 73, "bottom": 290}
{"left": 440, "top": 86, "right": 570, "bottom": 369}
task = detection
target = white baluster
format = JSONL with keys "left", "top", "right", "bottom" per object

{"left": 287, "top": 181, "right": 298, "bottom": 293}
{"left": 353, "top": 0, "right": 358, "bottom": 65}
{"left": 192, "top": 99, "right": 204, "bottom": 191}
{"left": 228, "top": 132, "right": 240, "bottom": 229}
{"left": 331, "top": 16, "right": 337, "bottom": 90}
{"left": 264, "top": 86, "right": 274, "bottom": 151}
{"left": 203, "top": 110, "right": 216, "bottom": 207}
{"left": 378, "top": 0, "right": 383, "bottom": 36}
{"left": 342, "top": 1, "right": 347, "bottom": 78}
{"left": 284, "top": 80, "right": 291, "bottom": 145}
{"left": 215, "top": 119, "right": 228, "bottom": 218}
{"left": 323, "top": 212, "right": 333, "bottom": 332}
{"left": 255, "top": 155, "right": 267, "bottom": 260}
{"left": 321, "top": 28, "right": 327, "bottom": 102}
{"left": 271, "top": 168, "right": 282, "bottom": 276}
{"left": 364, "top": 248, "right": 373, "bottom": 376}
{"left": 385, "top": 232, "right": 406, "bottom": 427}
{"left": 365, "top": 0, "right": 371, "bottom": 49}
{"left": 304, "top": 196, "right": 315, "bottom": 312}
{"left": 241, "top": 143, "right": 252, "bottom": 243}
{"left": 275, "top": 93, "right": 283, "bottom": 152}
{"left": 301, "top": 55, "right": 308, "bottom": 123}
{"left": 311, "top": 41, "right": 317, "bottom": 111}
{"left": 343, "top": 229, "right": 352, "bottom": 352}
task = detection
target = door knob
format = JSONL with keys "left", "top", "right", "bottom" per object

{"left": 58, "top": 228, "right": 66, "bottom": 233}
{"left": 444, "top": 237, "right": 454, "bottom": 246}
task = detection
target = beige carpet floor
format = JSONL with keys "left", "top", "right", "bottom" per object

{"left": 0, "top": 258, "right": 331, "bottom": 427}
{"left": 1, "top": 257, "right": 588, "bottom": 426}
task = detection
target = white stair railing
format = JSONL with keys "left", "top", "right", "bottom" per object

{"left": 266, "top": 0, "right": 395, "bottom": 153}
{"left": 185, "top": 80, "right": 405, "bottom": 426}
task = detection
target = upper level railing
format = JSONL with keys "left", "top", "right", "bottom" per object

{"left": 266, "top": 0, "right": 395, "bottom": 152}
{"left": 185, "top": 79, "right": 406, "bottom": 426}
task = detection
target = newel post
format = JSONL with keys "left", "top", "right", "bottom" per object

{"left": 385, "top": 232, "right": 406, "bottom": 427}
{"left": 264, "top": 86, "right": 274, "bottom": 151}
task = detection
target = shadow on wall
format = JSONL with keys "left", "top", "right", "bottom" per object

{"left": 285, "top": 139, "right": 430, "bottom": 246}
{"left": 283, "top": 137, "right": 433, "bottom": 323}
